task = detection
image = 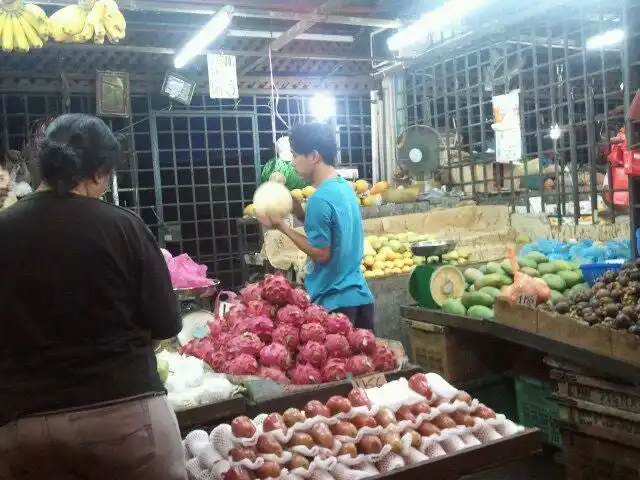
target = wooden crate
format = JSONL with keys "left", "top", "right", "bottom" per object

{"left": 551, "top": 369, "right": 640, "bottom": 416}
{"left": 562, "top": 430, "right": 640, "bottom": 480}
{"left": 551, "top": 368, "right": 640, "bottom": 449}
{"left": 406, "top": 320, "right": 498, "bottom": 383}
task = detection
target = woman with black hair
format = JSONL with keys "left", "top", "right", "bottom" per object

{"left": 0, "top": 114, "right": 186, "bottom": 479}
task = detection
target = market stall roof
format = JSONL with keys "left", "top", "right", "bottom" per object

{"left": 0, "top": 0, "right": 413, "bottom": 94}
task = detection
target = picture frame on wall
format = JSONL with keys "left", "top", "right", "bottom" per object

{"left": 96, "top": 71, "right": 132, "bottom": 117}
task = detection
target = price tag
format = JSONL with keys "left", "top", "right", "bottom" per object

{"left": 515, "top": 294, "right": 537, "bottom": 308}
{"left": 351, "top": 372, "right": 387, "bottom": 389}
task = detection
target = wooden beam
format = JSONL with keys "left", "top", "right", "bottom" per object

{"left": 239, "top": 0, "right": 351, "bottom": 76}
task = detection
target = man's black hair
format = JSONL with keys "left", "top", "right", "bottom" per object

{"left": 289, "top": 122, "right": 337, "bottom": 166}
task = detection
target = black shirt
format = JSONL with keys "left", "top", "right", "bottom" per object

{"left": 0, "top": 192, "right": 181, "bottom": 425}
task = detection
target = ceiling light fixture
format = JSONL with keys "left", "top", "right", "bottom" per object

{"left": 585, "top": 29, "right": 624, "bottom": 50}
{"left": 174, "top": 5, "right": 234, "bottom": 69}
{"left": 387, "top": 0, "right": 488, "bottom": 51}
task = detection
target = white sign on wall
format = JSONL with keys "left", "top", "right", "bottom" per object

{"left": 492, "top": 89, "right": 522, "bottom": 164}
{"left": 207, "top": 54, "right": 239, "bottom": 99}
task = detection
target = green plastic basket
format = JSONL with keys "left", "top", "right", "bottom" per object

{"left": 464, "top": 375, "right": 518, "bottom": 423}
{"left": 514, "top": 375, "right": 561, "bottom": 447}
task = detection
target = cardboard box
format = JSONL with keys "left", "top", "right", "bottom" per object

{"left": 537, "top": 309, "right": 613, "bottom": 357}
{"left": 494, "top": 298, "right": 538, "bottom": 333}
{"left": 406, "top": 320, "right": 494, "bottom": 383}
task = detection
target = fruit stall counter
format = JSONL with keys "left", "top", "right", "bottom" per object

{"left": 182, "top": 372, "right": 542, "bottom": 480}
{"left": 400, "top": 305, "right": 640, "bottom": 385}
{"left": 174, "top": 366, "right": 423, "bottom": 433}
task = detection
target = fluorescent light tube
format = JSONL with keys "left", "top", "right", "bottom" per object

{"left": 175, "top": 5, "right": 234, "bottom": 69}
{"left": 388, "top": 0, "right": 488, "bottom": 51}
{"left": 585, "top": 29, "right": 624, "bottom": 50}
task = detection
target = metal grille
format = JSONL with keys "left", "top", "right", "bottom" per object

{"left": 0, "top": 92, "right": 372, "bottom": 288}
{"left": 400, "top": 0, "right": 634, "bottom": 224}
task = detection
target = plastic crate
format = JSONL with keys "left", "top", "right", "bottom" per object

{"left": 515, "top": 375, "right": 561, "bottom": 448}
{"left": 579, "top": 262, "right": 622, "bottom": 287}
{"left": 462, "top": 374, "right": 518, "bottom": 423}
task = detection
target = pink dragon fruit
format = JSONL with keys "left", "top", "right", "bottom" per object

{"left": 372, "top": 343, "right": 397, "bottom": 372}
{"left": 326, "top": 313, "right": 353, "bottom": 335}
{"left": 230, "top": 316, "right": 251, "bottom": 335}
{"left": 247, "top": 316, "right": 274, "bottom": 343}
{"left": 261, "top": 272, "right": 293, "bottom": 306}
{"left": 226, "top": 304, "right": 247, "bottom": 328}
{"left": 212, "top": 332, "right": 233, "bottom": 349}
{"left": 304, "top": 304, "right": 329, "bottom": 326}
{"left": 291, "top": 288, "right": 311, "bottom": 310}
{"left": 258, "top": 366, "right": 290, "bottom": 384}
{"left": 346, "top": 355, "right": 375, "bottom": 377}
{"left": 276, "top": 305, "right": 305, "bottom": 328}
{"left": 225, "top": 354, "right": 259, "bottom": 376}
{"left": 348, "top": 328, "right": 377, "bottom": 355}
{"left": 325, "top": 334, "right": 352, "bottom": 358}
{"left": 272, "top": 324, "right": 300, "bottom": 350}
{"left": 289, "top": 364, "right": 323, "bottom": 385}
{"left": 240, "top": 282, "right": 263, "bottom": 303}
{"left": 204, "top": 350, "right": 227, "bottom": 372}
{"left": 246, "top": 299, "right": 276, "bottom": 318}
{"left": 259, "top": 343, "right": 293, "bottom": 370}
{"left": 299, "top": 322, "right": 326, "bottom": 344}
{"left": 298, "top": 341, "right": 328, "bottom": 367}
{"left": 322, "top": 358, "right": 347, "bottom": 382}
{"left": 208, "top": 318, "right": 227, "bottom": 338}
{"left": 228, "top": 332, "right": 263, "bottom": 358}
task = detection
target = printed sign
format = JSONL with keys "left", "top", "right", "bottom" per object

{"left": 515, "top": 294, "right": 537, "bottom": 308}
{"left": 351, "top": 373, "right": 387, "bottom": 389}
{"left": 207, "top": 54, "right": 239, "bottom": 99}
{"left": 494, "top": 127, "right": 522, "bottom": 163}
{"left": 492, "top": 89, "right": 522, "bottom": 163}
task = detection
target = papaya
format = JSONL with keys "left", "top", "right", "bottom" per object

{"left": 467, "top": 305, "right": 494, "bottom": 319}
{"left": 441, "top": 299, "right": 466, "bottom": 316}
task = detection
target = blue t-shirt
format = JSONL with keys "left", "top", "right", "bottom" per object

{"left": 304, "top": 177, "right": 374, "bottom": 312}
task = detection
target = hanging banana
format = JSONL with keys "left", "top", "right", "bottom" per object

{"left": 49, "top": 0, "right": 126, "bottom": 44}
{"left": 0, "top": 0, "right": 50, "bottom": 52}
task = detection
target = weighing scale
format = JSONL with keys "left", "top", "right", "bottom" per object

{"left": 155, "top": 282, "right": 220, "bottom": 352}
{"left": 409, "top": 240, "right": 466, "bottom": 309}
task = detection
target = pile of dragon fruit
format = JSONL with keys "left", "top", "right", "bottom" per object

{"left": 180, "top": 273, "right": 398, "bottom": 385}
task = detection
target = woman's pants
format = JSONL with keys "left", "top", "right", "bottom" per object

{"left": 0, "top": 395, "right": 186, "bottom": 480}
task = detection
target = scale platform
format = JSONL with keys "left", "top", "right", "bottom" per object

{"left": 409, "top": 240, "right": 465, "bottom": 309}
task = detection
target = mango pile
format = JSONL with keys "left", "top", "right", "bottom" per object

{"left": 441, "top": 251, "right": 588, "bottom": 319}
{"left": 361, "top": 232, "right": 426, "bottom": 279}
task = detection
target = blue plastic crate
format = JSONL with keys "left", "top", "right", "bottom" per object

{"left": 580, "top": 262, "right": 622, "bottom": 286}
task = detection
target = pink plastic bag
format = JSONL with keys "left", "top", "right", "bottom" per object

{"left": 167, "top": 253, "right": 213, "bottom": 289}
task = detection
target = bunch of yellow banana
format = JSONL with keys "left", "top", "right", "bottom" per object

{"left": 49, "top": 0, "right": 125, "bottom": 44}
{"left": 0, "top": 1, "right": 50, "bottom": 52}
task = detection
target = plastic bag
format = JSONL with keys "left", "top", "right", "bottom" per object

{"left": 261, "top": 157, "right": 309, "bottom": 191}
{"left": 499, "top": 248, "right": 550, "bottom": 305}
{"left": 167, "top": 253, "right": 214, "bottom": 289}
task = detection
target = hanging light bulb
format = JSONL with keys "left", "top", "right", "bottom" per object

{"left": 549, "top": 123, "right": 561, "bottom": 140}
{"left": 310, "top": 94, "right": 335, "bottom": 122}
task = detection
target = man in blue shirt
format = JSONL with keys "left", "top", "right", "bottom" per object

{"left": 257, "top": 122, "right": 375, "bottom": 331}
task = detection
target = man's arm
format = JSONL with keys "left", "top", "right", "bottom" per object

{"left": 278, "top": 223, "right": 330, "bottom": 263}
{"left": 279, "top": 197, "right": 332, "bottom": 264}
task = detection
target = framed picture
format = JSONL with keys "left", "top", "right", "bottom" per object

{"left": 96, "top": 71, "right": 131, "bottom": 117}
